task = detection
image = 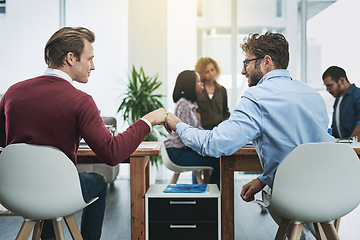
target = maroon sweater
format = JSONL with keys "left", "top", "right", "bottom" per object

{"left": 0, "top": 76, "right": 150, "bottom": 165}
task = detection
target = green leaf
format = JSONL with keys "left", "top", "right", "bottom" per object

{"left": 117, "top": 65, "right": 165, "bottom": 165}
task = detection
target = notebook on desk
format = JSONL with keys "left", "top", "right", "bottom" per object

{"left": 138, "top": 143, "right": 158, "bottom": 149}
{"left": 336, "top": 138, "right": 354, "bottom": 143}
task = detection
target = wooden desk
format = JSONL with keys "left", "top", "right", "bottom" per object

{"left": 77, "top": 141, "right": 160, "bottom": 240}
{"left": 220, "top": 147, "right": 262, "bottom": 240}
{"left": 220, "top": 145, "right": 360, "bottom": 240}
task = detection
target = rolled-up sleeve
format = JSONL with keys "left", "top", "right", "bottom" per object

{"left": 176, "top": 96, "right": 262, "bottom": 158}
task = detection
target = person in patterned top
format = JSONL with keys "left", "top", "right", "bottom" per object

{"left": 164, "top": 70, "right": 220, "bottom": 187}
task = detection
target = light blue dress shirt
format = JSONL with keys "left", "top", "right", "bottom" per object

{"left": 175, "top": 69, "right": 335, "bottom": 188}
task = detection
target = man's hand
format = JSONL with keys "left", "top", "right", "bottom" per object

{"left": 350, "top": 125, "right": 360, "bottom": 140}
{"left": 240, "top": 178, "right": 265, "bottom": 202}
{"left": 142, "top": 108, "right": 167, "bottom": 126}
{"left": 165, "top": 112, "right": 182, "bottom": 133}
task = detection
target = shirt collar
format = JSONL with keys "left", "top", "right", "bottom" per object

{"left": 257, "top": 69, "right": 292, "bottom": 85}
{"left": 344, "top": 83, "right": 356, "bottom": 96}
{"left": 43, "top": 68, "right": 73, "bottom": 84}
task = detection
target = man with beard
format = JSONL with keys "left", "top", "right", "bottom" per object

{"left": 165, "top": 31, "right": 333, "bottom": 204}
{"left": 322, "top": 66, "right": 360, "bottom": 139}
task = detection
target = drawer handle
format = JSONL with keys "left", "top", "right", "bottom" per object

{"left": 169, "top": 201, "right": 196, "bottom": 205}
{"left": 170, "top": 224, "right": 197, "bottom": 229}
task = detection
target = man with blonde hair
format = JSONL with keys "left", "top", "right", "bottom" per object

{"left": 0, "top": 27, "right": 166, "bottom": 240}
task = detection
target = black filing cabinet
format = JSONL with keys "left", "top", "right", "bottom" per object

{"left": 145, "top": 184, "right": 221, "bottom": 240}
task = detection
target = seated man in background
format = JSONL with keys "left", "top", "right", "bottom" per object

{"left": 0, "top": 26, "right": 166, "bottom": 240}
{"left": 165, "top": 31, "right": 334, "bottom": 238}
{"left": 322, "top": 66, "right": 360, "bottom": 139}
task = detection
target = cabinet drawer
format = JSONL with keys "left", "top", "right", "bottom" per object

{"left": 148, "top": 221, "right": 218, "bottom": 240}
{"left": 148, "top": 198, "right": 218, "bottom": 221}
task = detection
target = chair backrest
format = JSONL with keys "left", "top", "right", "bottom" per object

{"left": 102, "top": 116, "right": 117, "bottom": 128}
{"left": 269, "top": 142, "right": 360, "bottom": 223}
{"left": 102, "top": 116, "right": 117, "bottom": 135}
{"left": 153, "top": 128, "right": 212, "bottom": 173}
{"left": 0, "top": 143, "right": 89, "bottom": 219}
{"left": 153, "top": 128, "right": 183, "bottom": 172}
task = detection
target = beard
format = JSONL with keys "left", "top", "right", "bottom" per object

{"left": 248, "top": 62, "right": 264, "bottom": 87}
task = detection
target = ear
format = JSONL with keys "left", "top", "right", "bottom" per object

{"left": 64, "top": 52, "right": 76, "bottom": 66}
{"left": 337, "top": 77, "right": 348, "bottom": 88}
{"left": 263, "top": 55, "right": 275, "bottom": 70}
{"left": 338, "top": 77, "right": 346, "bottom": 84}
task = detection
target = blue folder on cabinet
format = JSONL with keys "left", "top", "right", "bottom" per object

{"left": 163, "top": 184, "right": 208, "bottom": 193}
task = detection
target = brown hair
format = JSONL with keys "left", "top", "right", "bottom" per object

{"left": 195, "top": 57, "right": 221, "bottom": 83}
{"left": 240, "top": 31, "right": 289, "bottom": 69}
{"left": 44, "top": 27, "right": 95, "bottom": 68}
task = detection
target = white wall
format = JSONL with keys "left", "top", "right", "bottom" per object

{"left": 66, "top": 0, "right": 129, "bottom": 128}
{"left": 0, "top": 0, "right": 58, "bottom": 92}
{"left": 128, "top": 0, "right": 198, "bottom": 113}
{"left": 128, "top": 0, "right": 167, "bottom": 113}
{"left": 167, "top": 0, "right": 197, "bottom": 112}
{"left": 307, "top": 0, "right": 360, "bottom": 86}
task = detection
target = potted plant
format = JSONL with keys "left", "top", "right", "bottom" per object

{"left": 117, "top": 65, "right": 165, "bottom": 167}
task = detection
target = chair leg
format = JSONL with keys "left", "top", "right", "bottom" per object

{"left": 275, "top": 218, "right": 292, "bottom": 240}
{"left": 320, "top": 222, "right": 340, "bottom": 240}
{"left": 203, "top": 169, "right": 211, "bottom": 183}
{"left": 170, "top": 172, "right": 180, "bottom": 184}
{"left": 334, "top": 218, "right": 341, "bottom": 232}
{"left": 32, "top": 220, "right": 44, "bottom": 240}
{"left": 52, "top": 218, "right": 65, "bottom": 240}
{"left": 16, "top": 220, "right": 37, "bottom": 240}
{"left": 313, "top": 222, "right": 326, "bottom": 240}
{"left": 195, "top": 171, "right": 204, "bottom": 184}
{"left": 289, "top": 222, "right": 303, "bottom": 240}
{"left": 64, "top": 214, "right": 83, "bottom": 240}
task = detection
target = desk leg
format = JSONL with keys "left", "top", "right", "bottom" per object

{"left": 221, "top": 157, "right": 235, "bottom": 240}
{"left": 130, "top": 156, "right": 150, "bottom": 240}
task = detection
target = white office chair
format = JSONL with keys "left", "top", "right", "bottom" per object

{"left": 153, "top": 128, "right": 212, "bottom": 184}
{"left": 258, "top": 142, "right": 360, "bottom": 240}
{"left": 0, "top": 143, "right": 98, "bottom": 240}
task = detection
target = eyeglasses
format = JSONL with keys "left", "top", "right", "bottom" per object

{"left": 243, "top": 57, "right": 264, "bottom": 69}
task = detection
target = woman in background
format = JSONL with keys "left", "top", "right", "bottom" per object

{"left": 164, "top": 70, "right": 220, "bottom": 187}
{"left": 195, "top": 57, "right": 230, "bottom": 130}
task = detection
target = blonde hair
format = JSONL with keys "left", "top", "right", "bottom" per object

{"left": 195, "top": 57, "right": 221, "bottom": 83}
